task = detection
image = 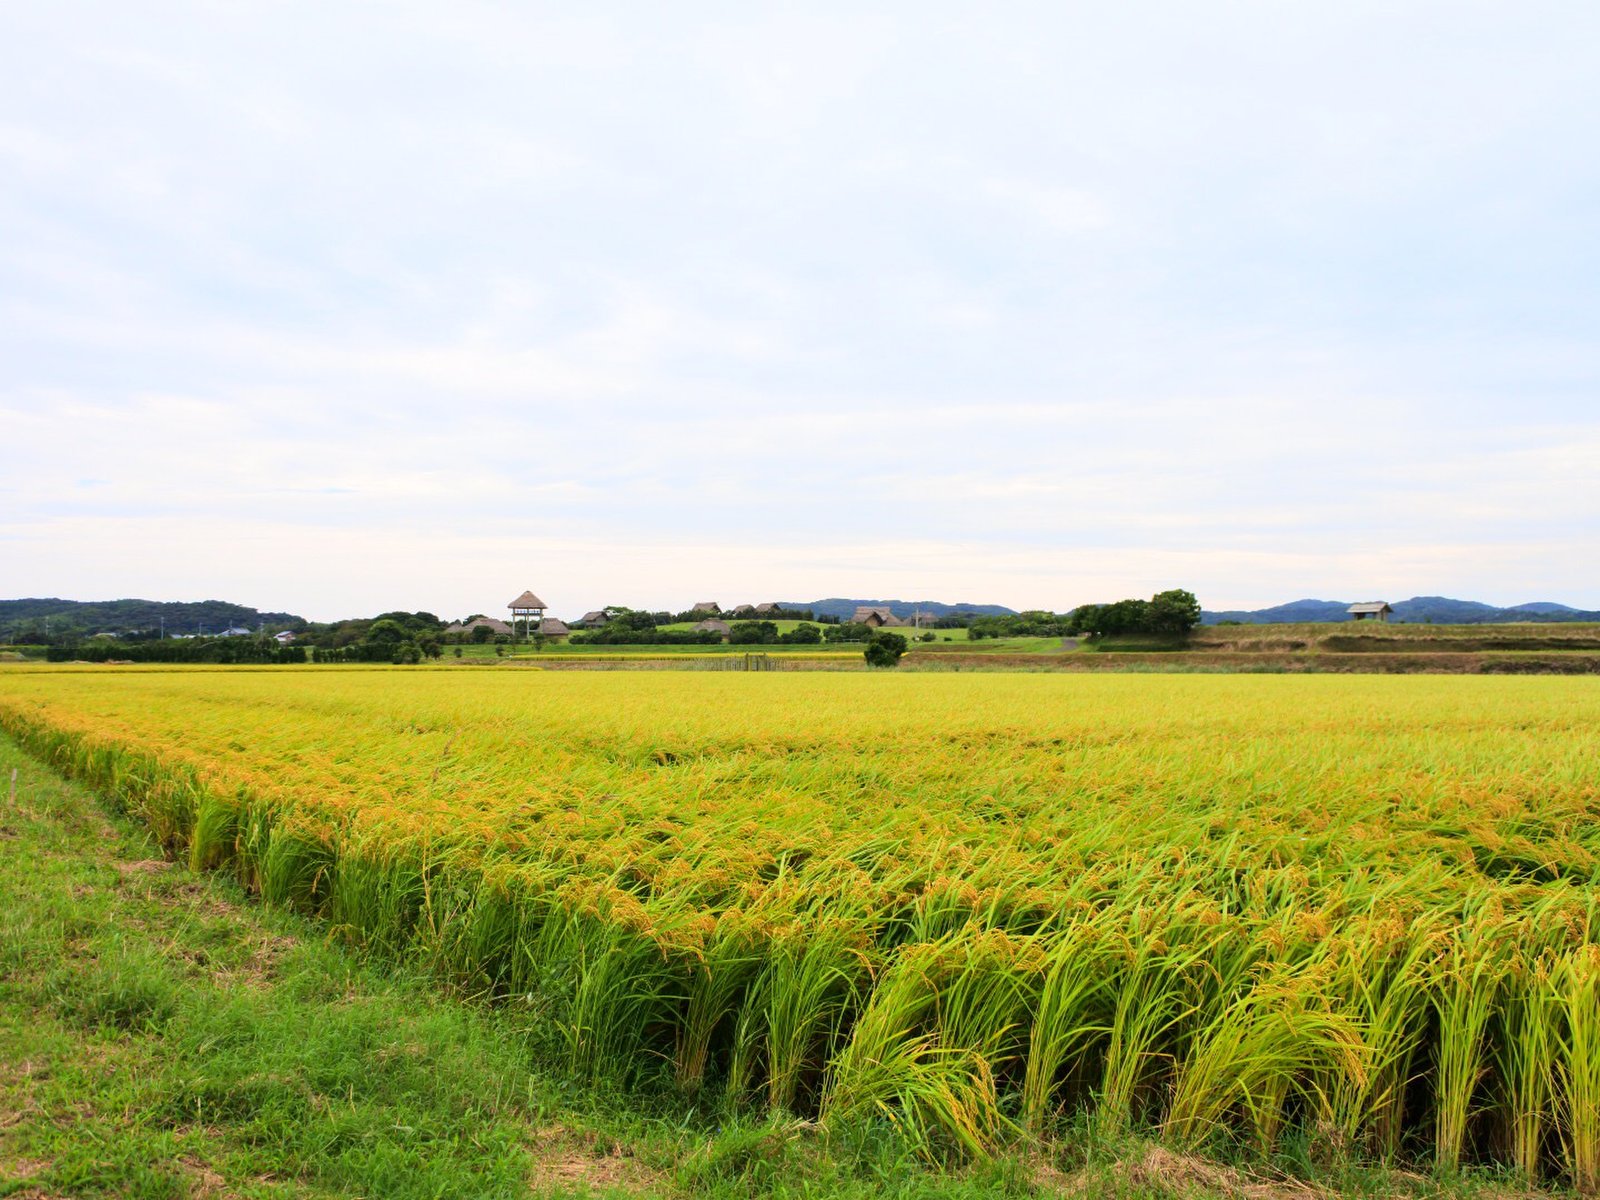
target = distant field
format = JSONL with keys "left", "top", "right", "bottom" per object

{"left": 0, "top": 666, "right": 1596, "bottom": 1185}
{"left": 1195, "top": 621, "right": 1600, "bottom": 648}
{"left": 654, "top": 619, "right": 971, "bottom": 643}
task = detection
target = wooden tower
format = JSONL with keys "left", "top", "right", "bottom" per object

{"left": 508, "top": 590, "right": 547, "bottom": 641}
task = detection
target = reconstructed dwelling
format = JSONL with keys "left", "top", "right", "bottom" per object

{"left": 853, "top": 605, "right": 907, "bottom": 628}
{"left": 444, "top": 617, "right": 513, "bottom": 637}
{"left": 1347, "top": 602, "right": 1394, "bottom": 622}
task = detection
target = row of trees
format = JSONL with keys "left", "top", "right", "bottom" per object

{"left": 967, "top": 611, "right": 1079, "bottom": 639}
{"left": 586, "top": 606, "right": 831, "bottom": 630}
{"left": 571, "top": 621, "right": 832, "bottom": 646}
{"left": 46, "top": 636, "right": 306, "bottom": 665}
{"left": 298, "top": 611, "right": 444, "bottom": 650}
{"left": 1072, "top": 589, "right": 1203, "bottom": 638}
{"left": 569, "top": 628, "right": 723, "bottom": 646}
{"left": 727, "top": 621, "right": 824, "bottom": 645}
{"left": 966, "top": 590, "right": 1203, "bottom": 640}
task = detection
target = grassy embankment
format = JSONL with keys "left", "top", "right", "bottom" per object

{"left": 910, "top": 623, "right": 1600, "bottom": 673}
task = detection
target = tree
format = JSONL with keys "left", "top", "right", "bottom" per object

{"left": 1084, "top": 598, "right": 1150, "bottom": 637}
{"left": 824, "top": 622, "right": 873, "bottom": 643}
{"left": 729, "top": 621, "right": 779, "bottom": 645}
{"left": 471, "top": 624, "right": 494, "bottom": 644}
{"left": 863, "top": 631, "right": 907, "bottom": 668}
{"left": 366, "top": 619, "right": 406, "bottom": 645}
{"left": 780, "top": 622, "right": 822, "bottom": 644}
{"left": 1145, "top": 589, "right": 1202, "bottom": 636}
{"left": 1071, "top": 591, "right": 1200, "bottom": 638}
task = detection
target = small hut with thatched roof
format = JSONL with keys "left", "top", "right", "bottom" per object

{"left": 1347, "top": 601, "right": 1393, "bottom": 623}
{"left": 852, "top": 605, "right": 906, "bottom": 628}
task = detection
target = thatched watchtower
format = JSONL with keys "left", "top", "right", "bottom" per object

{"left": 508, "top": 590, "right": 547, "bottom": 640}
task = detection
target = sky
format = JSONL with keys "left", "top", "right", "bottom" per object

{"left": 3, "top": 2, "right": 1597, "bottom": 622}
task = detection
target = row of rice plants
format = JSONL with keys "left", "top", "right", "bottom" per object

{"left": 0, "top": 668, "right": 1595, "bottom": 1184}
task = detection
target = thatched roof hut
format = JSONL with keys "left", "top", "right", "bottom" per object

{"left": 461, "top": 617, "right": 512, "bottom": 636}
{"left": 852, "top": 605, "right": 906, "bottom": 628}
{"left": 1347, "top": 601, "right": 1393, "bottom": 622}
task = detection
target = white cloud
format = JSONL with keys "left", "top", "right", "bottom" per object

{"left": 2, "top": 2, "right": 1597, "bottom": 616}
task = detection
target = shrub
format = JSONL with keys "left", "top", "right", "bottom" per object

{"left": 863, "top": 632, "right": 907, "bottom": 668}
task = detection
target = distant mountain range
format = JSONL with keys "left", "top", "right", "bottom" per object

{"left": 1201, "top": 596, "right": 1600, "bottom": 625}
{"left": 793, "top": 598, "right": 1018, "bottom": 622}
{"left": 0, "top": 597, "right": 307, "bottom": 638}
{"left": 8, "top": 594, "right": 1594, "bottom": 640}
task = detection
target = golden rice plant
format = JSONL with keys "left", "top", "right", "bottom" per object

{"left": 1, "top": 666, "right": 1597, "bottom": 1181}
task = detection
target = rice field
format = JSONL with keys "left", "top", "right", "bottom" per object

{"left": 1, "top": 666, "right": 1596, "bottom": 1184}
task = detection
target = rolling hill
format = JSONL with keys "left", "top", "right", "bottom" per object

{"left": 793, "top": 598, "right": 1017, "bottom": 622}
{"left": 1201, "top": 596, "right": 1600, "bottom": 625}
{"left": 0, "top": 598, "right": 307, "bottom": 639}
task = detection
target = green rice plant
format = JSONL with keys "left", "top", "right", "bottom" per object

{"left": 1498, "top": 949, "right": 1562, "bottom": 1182}
{"left": 1165, "top": 963, "right": 1365, "bottom": 1153}
{"left": 1095, "top": 920, "right": 1205, "bottom": 1137}
{"left": 675, "top": 915, "right": 761, "bottom": 1091}
{"left": 560, "top": 907, "right": 688, "bottom": 1083}
{"left": 188, "top": 791, "right": 242, "bottom": 872}
{"left": 1556, "top": 945, "right": 1600, "bottom": 1191}
{"left": 328, "top": 846, "right": 426, "bottom": 955}
{"left": 738, "top": 924, "right": 867, "bottom": 1112}
{"left": 821, "top": 940, "right": 1007, "bottom": 1158}
{"left": 1430, "top": 920, "right": 1511, "bottom": 1173}
{"left": 258, "top": 821, "right": 336, "bottom": 915}
{"left": 926, "top": 927, "right": 1040, "bottom": 1079}
{"left": 1321, "top": 919, "right": 1435, "bottom": 1159}
{"left": 1021, "top": 920, "right": 1112, "bottom": 1133}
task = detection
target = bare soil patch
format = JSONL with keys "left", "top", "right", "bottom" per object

{"left": 528, "top": 1124, "right": 664, "bottom": 1195}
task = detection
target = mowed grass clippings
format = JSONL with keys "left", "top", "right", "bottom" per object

{"left": 0, "top": 667, "right": 1596, "bottom": 1187}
